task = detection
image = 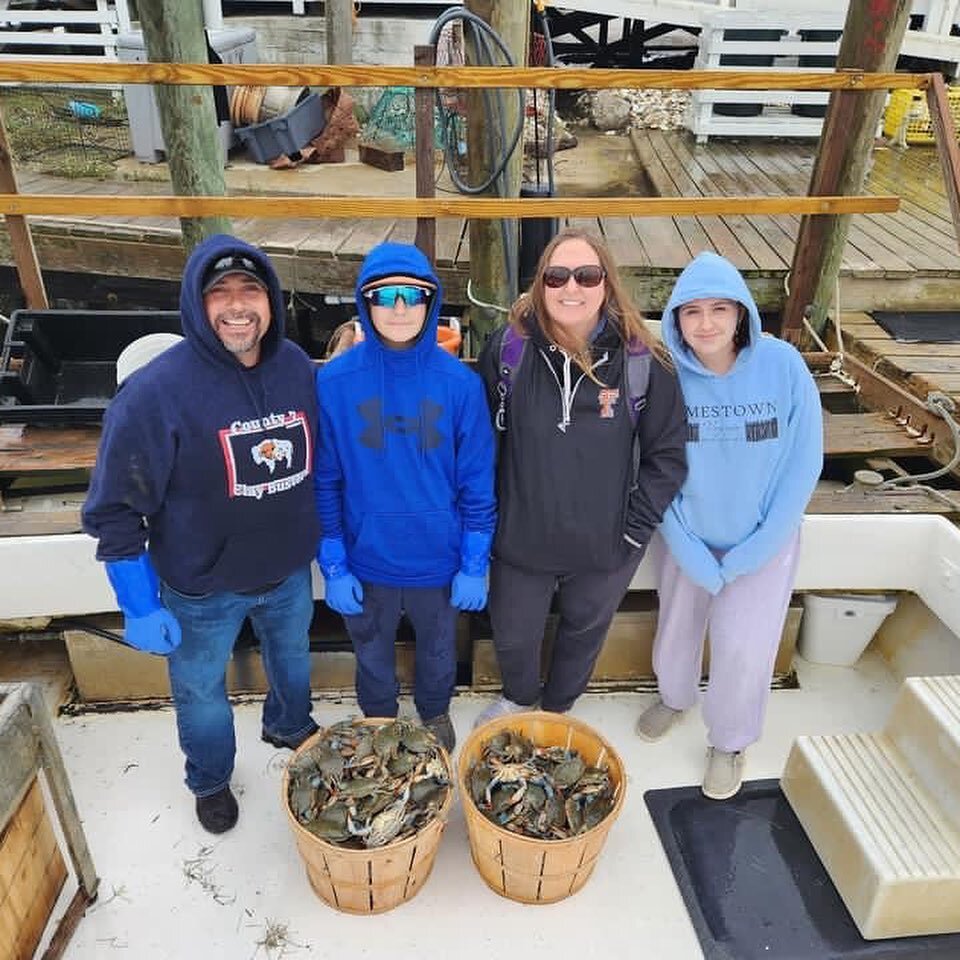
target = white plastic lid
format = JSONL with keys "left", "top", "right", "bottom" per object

{"left": 116, "top": 333, "right": 183, "bottom": 385}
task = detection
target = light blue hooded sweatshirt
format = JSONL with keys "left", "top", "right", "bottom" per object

{"left": 659, "top": 252, "right": 823, "bottom": 594}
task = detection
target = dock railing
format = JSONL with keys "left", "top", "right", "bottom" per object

{"left": 1, "top": 61, "right": 959, "bottom": 314}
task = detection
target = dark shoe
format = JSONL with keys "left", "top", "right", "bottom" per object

{"left": 196, "top": 786, "right": 238, "bottom": 834}
{"left": 261, "top": 719, "right": 319, "bottom": 750}
{"left": 422, "top": 712, "right": 456, "bottom": 753}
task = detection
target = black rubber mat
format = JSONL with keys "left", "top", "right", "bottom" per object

{"left": 644, "top": 779, "right": 960, "bottom": 959}
{"left": 871, "top": 311, "right": 960, "bottom": 343}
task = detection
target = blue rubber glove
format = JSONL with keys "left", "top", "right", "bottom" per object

{"left": 450, "top": 529, "right": 492, "bottom": 611}
{"left": 451, "top": 571, "right": 487, "bottom": 611}
{"left": 105, "top": 554, "right": 182, "bottom": 655}
{"left": 317, "top": 537, "right": 364, "bottom": 616}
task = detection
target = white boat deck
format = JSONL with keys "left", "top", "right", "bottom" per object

{"left": 44, "top": 651, "right": 903, "bottom": 960}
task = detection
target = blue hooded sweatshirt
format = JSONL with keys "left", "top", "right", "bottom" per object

{"left": 314, "top": 242, "right": 496, "bottom": 587}
{"left": 82, "top": 234, "right": 320, "bottom": 595}
{"left": 659, "top": 252, "right": 823, "bottom": 594}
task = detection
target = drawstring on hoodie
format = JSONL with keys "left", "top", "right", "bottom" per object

{"left": 540, "top": 345, "right": 608, "bottom": 432}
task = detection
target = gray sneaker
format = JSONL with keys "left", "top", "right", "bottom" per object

{"left": 473, "top": 696, "right": 530, "bottom": 729}
{"left": 635, "top": 697, "right": 684, "bottom": 741}
{"left": 422, "top": 712, "right": 456, "bottom": 753}
{"left": 702, "top": 747, "right": 745, "bottom": 800}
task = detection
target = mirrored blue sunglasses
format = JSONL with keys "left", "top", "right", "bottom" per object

{"left": 363, "top": 284, "right": 432, "bottom": 308}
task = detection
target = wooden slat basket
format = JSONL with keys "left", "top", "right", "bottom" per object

{"left": 457, "top": 711, "right": 626, "bottom": 904}
{"left": 282, "top": 721, "right": 454, "bottom": 915}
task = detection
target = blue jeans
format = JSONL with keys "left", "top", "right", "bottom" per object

{"left": 343, "top": 582, "right": 457, "bottom": 721}
{"left": 161, "top": 566, "right": 315, "bottom": 797}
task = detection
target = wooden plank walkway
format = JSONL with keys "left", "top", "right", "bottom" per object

{"left": 4, "top": 133, "right": 960, "bottom": 312}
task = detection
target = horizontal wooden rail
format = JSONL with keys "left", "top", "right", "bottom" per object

{"left": 0, "top": 194, "right": 901, "bottom": 219}
{"left": 0, "top": 62, "right": 931, "bottom": 91}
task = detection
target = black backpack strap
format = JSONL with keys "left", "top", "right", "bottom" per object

{"left": 495, "top": 325, "right": 526, "bottom": 433}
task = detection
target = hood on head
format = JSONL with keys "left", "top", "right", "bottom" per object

{"left": 180, "top": 234, "right": 286, "bottom": 368}
{"left": 354, "top": 242, "right": 442, "bottom": 357}
{"left": 661, "top": 251, "right": 762, "bottom": 375}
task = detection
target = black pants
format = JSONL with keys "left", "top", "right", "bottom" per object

{"left": 487, "top": 551, "right": 642, "bottom": 712}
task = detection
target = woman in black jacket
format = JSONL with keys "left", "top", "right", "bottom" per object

{"left": 475, "top": 229, "right": 688, "bottom": 723}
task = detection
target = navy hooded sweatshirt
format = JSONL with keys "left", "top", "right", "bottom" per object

{"left": 314, "top": 243, "right": 496, "bottom": 587}
{"left": 82, "top": 234, "right": 320, "bottom": 595}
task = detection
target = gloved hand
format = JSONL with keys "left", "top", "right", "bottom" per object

{"left": 105, "top": 554, "right": 182, "bottom": 655}
{"left": 451, "top": 571, "right": 487, "bottom": 611}
{"left": 317, "top": 537, "right": 363, "bottom": 616}
{"left": 451, "top": 529, "right": 492, "bottom": 611}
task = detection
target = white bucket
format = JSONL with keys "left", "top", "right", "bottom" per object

{"left": 116, "top": 333, "right": 183, "bottom": 385}
{"left": 798, "top": 592, "right": 898, "bottom": 666}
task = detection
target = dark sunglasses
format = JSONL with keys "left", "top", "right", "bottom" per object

{"left": 543, "top": 265, "right": 606, "bottom": 289}
{"left": 363, "top": 284, "right": 432, "bottom": 308}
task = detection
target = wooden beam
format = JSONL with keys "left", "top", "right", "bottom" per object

{"left": 927, "top": 72, "right": 960, "bottom": 253}
{"left": 0, "top": 194, "right": 900, "bottom": 219}
{"left": 137, "top": 0, "right": 230, "bottom": 249}
{"left": 0, "top": 62, "right": 931, "bottom": 90}
{"left": 0, "top": 108, "right": 47, "bottom": 309}
{"left": 325, "top": 0, "right": 352, "bottom": 67}
{"left": 414, "top": 44, "right": 436, "bottom": 263}
{"left": 465, "top": 0, "right": 529, "bottom": 345}
{"left": 782, "top": 0, "right": 913, "bottom": 345}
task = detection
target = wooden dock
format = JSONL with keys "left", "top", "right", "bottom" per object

{"left": 4, "top": 132, "right": 960, "bottom": 312}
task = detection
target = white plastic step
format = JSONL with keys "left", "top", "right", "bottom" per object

{"left": 782, "top": 731, "right": 960, "bottom": 940}
{"left": 886, "top": 675, "right": 960, "bottom": 835}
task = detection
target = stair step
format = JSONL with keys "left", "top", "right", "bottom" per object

{"left": 887, "top": 675, "right": 960, "bottom": 834}
{"left": 782, "top": 732, "right": 960, "bottom": 940}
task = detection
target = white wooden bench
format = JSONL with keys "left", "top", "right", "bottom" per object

{"left": 0, "top": 0, "right": 120, "bottom": 62}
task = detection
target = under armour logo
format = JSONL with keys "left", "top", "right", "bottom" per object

{"left": 359, "top": 398, "right": 443, "bottom": 450}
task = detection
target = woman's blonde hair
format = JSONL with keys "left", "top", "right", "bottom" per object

{"left": 324, "top": 319, "right": 361, "bottom": 359}
{"left": 508, "top": 228, "right": 667, "bottom": 378}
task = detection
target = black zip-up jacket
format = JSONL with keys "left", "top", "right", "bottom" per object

{"left": 477, "top": 317, "right": 687, "bottom": 574}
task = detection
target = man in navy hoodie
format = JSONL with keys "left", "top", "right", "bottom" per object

{"left": 82, "top": 235, "right": 320, "bottom": 834}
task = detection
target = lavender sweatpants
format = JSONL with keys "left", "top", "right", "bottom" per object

{"left": 652, "top": 531, "right": 800, "bottom": 752}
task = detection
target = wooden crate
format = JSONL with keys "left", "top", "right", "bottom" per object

{"left": 0, "top": 777, "right": 68, "bottom": 960}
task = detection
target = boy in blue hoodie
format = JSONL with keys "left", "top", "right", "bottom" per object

{"left": 82, "top": 235, "right": 320, "bottom": 833}
{"left": 314, "top": 242, "right": 496, "bottom": 752}
{"left": 635, "top": 252, "right": 823, "bottom": 800}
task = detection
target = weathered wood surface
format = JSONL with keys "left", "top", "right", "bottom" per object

{"left": 0, "top": 62, "right": 930, "bottom": 90}
{"left": 0, "top": 426, "right": 99, "bottom": 473}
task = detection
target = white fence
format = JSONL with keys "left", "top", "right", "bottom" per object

{"left": 0, "top": 0, "right": 121, "bottom": 62}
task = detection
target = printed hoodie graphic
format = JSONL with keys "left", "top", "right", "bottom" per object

{"left": 314, "top": 243, "right": 496, "bottom": 587}
{"left": 82, "top": 234, "right": 319, "bottom": 595}
{"left": 659, "top": 252, "right": 823, "bottom": 593}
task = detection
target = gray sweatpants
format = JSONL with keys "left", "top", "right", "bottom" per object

{"left": 652, "top": 531, "right": 801, "bottom": 752}
{"left": 488, "top": 552, "right": 642, "bottom": 712}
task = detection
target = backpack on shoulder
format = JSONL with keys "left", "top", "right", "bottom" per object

{"left": 493, "top": 324, "right": 651, "bottom": 432}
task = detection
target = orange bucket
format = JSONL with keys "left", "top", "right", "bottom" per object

{"left": 437, "top": 325, "right": 462, "bottom": 356}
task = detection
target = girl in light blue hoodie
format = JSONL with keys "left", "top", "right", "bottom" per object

{"left": 636, "top": 252, "right": 823, "bottom": 801}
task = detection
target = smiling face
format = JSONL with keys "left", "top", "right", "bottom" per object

{"left": 676, "top": 297, "right": 741, "bottom": 374}
{"left": 203, "top": 273, "right": 271, "bottom": 367}
{"left": 363, "top": 275, "right": 435, "bottom": 348}
{"left": 542, "top": 237, "right": 607, "bottom": 341}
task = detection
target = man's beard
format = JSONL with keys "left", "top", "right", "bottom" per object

{"left": 216, "top": 309, "right": 262, "bottom": 355}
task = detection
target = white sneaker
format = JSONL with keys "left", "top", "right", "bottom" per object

{"left": 634, "top": 697, "right": 684, "bottom": 741}
{"left": 473, "top": 696, "right": 530, "bottom": 729}
{"left": 702, "top": 747, "right": 745, "bottom": 800}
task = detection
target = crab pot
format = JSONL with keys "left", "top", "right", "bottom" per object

{"left": 282, "top": 721, "right": 454, "bottom": 915}
{"left": 458, "top": 711, "right": 626, "bottom": 904}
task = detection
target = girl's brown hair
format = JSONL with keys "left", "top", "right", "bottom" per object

{"left": 507, "top": 228, "right": 667, "bottom": 377}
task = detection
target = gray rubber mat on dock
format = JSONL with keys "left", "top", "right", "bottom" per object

{"left": 872, "top": 310, "right": 960, "bottom": 342}
{"left": 644, "top": 779, "right": 960, "bottom": 959}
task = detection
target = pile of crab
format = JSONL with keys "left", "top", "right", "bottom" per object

{"left": 286, "top": 718, "right": 450, "bottom": 849}
{"left": 467, "top": 729, "right": 615, "bottom": 839}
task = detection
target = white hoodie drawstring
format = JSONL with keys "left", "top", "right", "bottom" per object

{"left": 540, "top": 346, "right": 608, "bottom": 433}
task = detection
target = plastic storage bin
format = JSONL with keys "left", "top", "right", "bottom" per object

{"left": 798, "top": 593, "right": 898, "bottom": 666}
{"left": 235, "top": 92, "right": 327, "bottom": 163}
{"left": 0, "top": 309, "right": 181, "bottom": 424}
